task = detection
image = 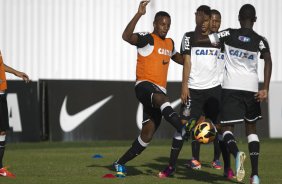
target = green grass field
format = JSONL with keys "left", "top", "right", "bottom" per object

{"left": 0, "top": 139, "right": 281, "bottom": 184}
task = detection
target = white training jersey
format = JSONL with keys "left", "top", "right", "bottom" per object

{"left": 209, "top": 28, "right": 270, "bottom": 92}
{"left": 217, "top": 52, "right": 225, "bottom": 85}
{"left": 180, "top": 31, "right": 221, "bottom": 89}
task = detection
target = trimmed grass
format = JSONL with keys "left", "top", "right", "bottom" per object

{"left": 0, "top": 139, "right": 281, "bottom": 184}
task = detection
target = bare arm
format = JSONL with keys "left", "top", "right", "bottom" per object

{"left": 171, "top": 52, "right": 184, "bottom": 65}
{"left": 181, "top": 55, "right": 191, "bottom": 104}
{"left": 255, "top": 52, "right": 272, "bottom": 102}
{"left": 4, "top": 64, "right": 30, "bottom": 82}
{"left": 122, "top": 0, "right": 150, "bottom": 45}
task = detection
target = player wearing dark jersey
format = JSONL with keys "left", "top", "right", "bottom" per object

{"left": 0, "top": 51, "right": 29, "bottom": 178}
{"left": 113, "top": 1, "right": 189, "bottom": 178}
{"left": 159, "top": 6, "right": 224, "bottom": 178}
{"left": 199, "top": 4, "right": 272, "bottom": 183}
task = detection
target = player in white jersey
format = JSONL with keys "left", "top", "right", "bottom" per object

{"left": 198, "top": 4, "right": 272, "bottom": 183}
{"left": 159, "top": 6, "right": 223, "bottom": 178}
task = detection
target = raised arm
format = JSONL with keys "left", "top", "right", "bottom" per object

{"left": 122, "top": 0, "right": 150, "bottom": 45}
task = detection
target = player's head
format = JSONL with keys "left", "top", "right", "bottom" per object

{"left": 239, "top": 4, "right": 257, "bottom": 22}
{"left": 210, "top": 9, "right": 221, "bottom": 33}
{"left": 195, "top": 5, "right": 211, "bottom": 34}
{"left": 153, "top": 11, "right": 171, "bottom": 39}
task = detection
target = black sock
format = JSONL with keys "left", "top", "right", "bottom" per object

{"left": 117, "top": 137, "right": 147, "bottom": 165}
{"left": 0, "top": 141, "right": 5, "bottom": 168}
{"left": 219, "top": 140, "right": 230, "bottom": 171}
{"left": 248, "top": 134, "right": 260, "bottom": 176}
{"left": 191, "top": 133, "right": 200, "bottom": 161}
{"left": 161, "top": 104, "right": 183, "bottom": 133}
{"left": 169, "top": 137, "right": 184, "bottom": 167}
{"left": 213, "top": 134, "right": 221, "bottom": 161}
{"left": 223, "top": 131, "right": 239, "bottom": 158}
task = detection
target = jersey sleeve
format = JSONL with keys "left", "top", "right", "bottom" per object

{"left": 209, "top": 28, "right": 232, "bottom": 45}
{"left": 258, "top": 36, "right": 270, "bottom": 55}
{"left": 136, "top": 32, "right": 154, "bottom": 48}
{"left": 180, "top": 32, "right": 192, "bottom": 55}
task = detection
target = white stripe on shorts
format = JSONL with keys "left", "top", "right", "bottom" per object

{"left": 221, "top": 119, "right": 244, "bottom": 124}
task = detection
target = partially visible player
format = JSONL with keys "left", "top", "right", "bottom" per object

{"left": 197, "top": 4, "right": 272, "bottom": 183}
{"left": 159, "top": 5, "right": 223, "bottom": 178}
{"left": 0, "top": 51, "right": 30, "bottom": 178}
{"left": 209, "top": 9, "right": 234, "bottom": 179}
{"left": 113, "top": 1, "right": 189, "bottom": 177}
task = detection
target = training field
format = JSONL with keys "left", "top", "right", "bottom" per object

{"left": 1, "top": 139, "right": 281, "bottom": 184}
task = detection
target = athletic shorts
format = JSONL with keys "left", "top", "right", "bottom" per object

{"left": 0, "top": 94, "right": 9, "bottom": 131}
{"left": 220, "top": 89, "right": 262, "bottom": 124}
{"left": 180, "top": 85, "right": 221, "bottom": 124}
{"left": 135, "top": 81, "right": 164, "bottom": 127}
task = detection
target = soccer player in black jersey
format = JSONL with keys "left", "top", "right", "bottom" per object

{"left": 197, "top": 4, "right": 272, "bottom": 183}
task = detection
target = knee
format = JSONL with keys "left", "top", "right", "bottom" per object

{"left": 152, "top": 94, "right": 169, "bottom": 108}
{"left": 140, "top": 131, "right": 153, "bottom": 143}
{"left": 245, "top": 122, "right": 257, "bottom": 136}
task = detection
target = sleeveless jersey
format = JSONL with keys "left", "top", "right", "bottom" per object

{"left": 136, "top": 33, "right": 176, "bottom": 90}
{"left": 0, "top": 51, "right": 7, "bottom": 91}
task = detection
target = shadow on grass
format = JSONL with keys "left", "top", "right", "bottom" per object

{"left": 87, "top": 163, "right": 144, "bottom": 176}
{"left": 141, "top": 156, "right": 240, "bottom": 184}
{"left": 87, "top": 156, "right": 240, "bottom": 183}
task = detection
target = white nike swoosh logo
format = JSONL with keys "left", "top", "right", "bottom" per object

{"left": 136, "top": 98, "right": 182, "bottom": 130}
{"left": 60, "top": 95, "right": 113, "bottom": 132}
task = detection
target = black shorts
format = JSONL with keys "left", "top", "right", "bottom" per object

{"left": 0, "top": 94, "right": 9, "bottom": 131}
{"left": 180, "top": 85, "right": 221, "bottom": 124}
{"left": 135, "top": 81, "right": 164, "bottom": 127}
{"left": 220, "top": 89, "right": 262, "bottom": 124}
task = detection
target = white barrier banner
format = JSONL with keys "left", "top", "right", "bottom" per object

{"left": 269, "top": 82, "right": 282, "bottom": 138}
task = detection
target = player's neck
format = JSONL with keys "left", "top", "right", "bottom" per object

{"left": 201, "top": 30, "right": 210, "bottom": 36}
{"left": 240, "top": 21, "right": 254, "bottom": 30}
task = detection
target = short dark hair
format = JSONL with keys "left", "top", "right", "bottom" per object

{"left": 239, "top": 4, "right": 256, "bottom": 21}
{"left": 154, "top": 11, "right": 171, "bottom": 22}
{"left": 197, "top": 5, "right": 211, "bottom": 16}
{"left": 211, "top": 9, "right": 221, "bottom": 18}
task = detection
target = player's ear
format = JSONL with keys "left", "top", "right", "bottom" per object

{"left": 153, "top": 21, "right": 156, "bottom": 29}
{"left": 253, "top": 16, "right": 257, "bottom": 22}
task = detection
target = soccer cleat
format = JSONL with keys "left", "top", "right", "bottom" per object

{"left": 0, "top": 167, "right": 16, "bottom": 178}
{"left": 158, "top": 165, "right": 175, "bottom": 178}
{"left": 235, "top": 151, "right": 246, "bottom": 182}
{"left": 250, "top": 175, "right": 260, "bottom": 184}
{"left": 186, "top": 159, "right": 201, "bottom": 170}
{"left": 211, "top": 160, "right": 222, "bottom": 170}
{"left": 113, "top": 162, "right": 126, "bottom": 178}
{"left": 223, "top": 168, "right": 235, "bottom": 180}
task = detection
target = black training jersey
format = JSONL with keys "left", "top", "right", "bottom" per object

{"left": 181, "top": 31, "right": 221, "bottom": 89}
{"left": 209, "top": 28, "right": 270, "bottom": 92}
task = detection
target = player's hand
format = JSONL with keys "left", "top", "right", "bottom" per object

{"left": 15, "top": 71, "right": 30, "bottom": 83}
{"left": 254, "top": 89, "right": 268, "bottom": 102}
{"left": 181, "top": 85, "right": 190, "bottom": 104}
{"left": 138, "top": 0, "right": 150, "bottom": 15}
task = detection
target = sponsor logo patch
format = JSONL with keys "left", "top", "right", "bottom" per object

{"left": 238, "top": 36, "right": 251, "bottom": 42}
